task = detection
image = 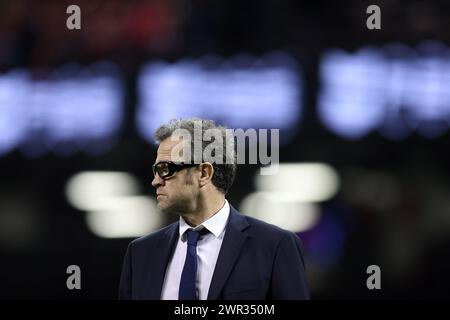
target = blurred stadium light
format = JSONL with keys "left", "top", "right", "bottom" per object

{"left": 0, "top": 62, "right": 123, "bottom": 157}
{"left": 66, "top": 171, "right": 162, "bottom": 238}
{"left": 240, "top": 163, "right": 339, "bottom": 232}
{"left": 241, "top": 194, "right": 321, "bottom": 232}
{"left": 66, "top": 171, "right": 140, "bottom": 211}
{"left": 318, "top": 40, "right": 450, "bottom": 139}
{"left": 136, "top": 51, "right": 302, "bottom": 144}
{"left": 256, "top": 163, "right": 340, "bottom": 203}
{"left": 85, "top": 196, "right": 162, "bottom": 239}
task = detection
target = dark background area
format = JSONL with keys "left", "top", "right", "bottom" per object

{"left": 1, "top": 0, "right": 450, "bottom": 299}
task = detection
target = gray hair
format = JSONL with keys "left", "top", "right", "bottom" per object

{"left": 154, "top": 118, "right": 237, "bottom": 194}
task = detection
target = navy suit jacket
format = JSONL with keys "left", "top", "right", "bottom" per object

{"left": 118, "top": 205, "right": 310, "bottom": 300}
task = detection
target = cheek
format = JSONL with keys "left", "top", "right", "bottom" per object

{"left": 168, "top": 185, "right": 191, "bottom": 199}
{"left": 165, "top": 175, "right": 194, "bottom": 196}
{"left": 164, "top": 183, "right": 181, "bottom": 197}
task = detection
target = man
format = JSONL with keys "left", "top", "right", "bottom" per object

{"left": 118, "top": 118, "right": 310, "bottom": 300}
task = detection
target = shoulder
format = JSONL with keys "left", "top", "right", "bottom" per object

{"left": 229, "top": 207, "right": 298, "bottom": 244}
{"left": 129, "top": 221, "right": 178, "bottom": 249}
{"left": 235, "top": 213, "right": 305, "bottom": 266}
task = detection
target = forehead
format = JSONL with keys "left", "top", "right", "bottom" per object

{"left": 155, "top": 137, "right": 188, "bottom": 162}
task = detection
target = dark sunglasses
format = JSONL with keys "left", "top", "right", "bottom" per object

{"left": 152, "top": 161, "right": 198, "bottom": 179}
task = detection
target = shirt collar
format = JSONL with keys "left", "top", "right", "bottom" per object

{"left": 179, "top": 199, "right": 230, "bottom": 240}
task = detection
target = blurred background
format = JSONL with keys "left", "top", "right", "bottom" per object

{"left": 1, "top": 0, "right": 450, "bottom": 299}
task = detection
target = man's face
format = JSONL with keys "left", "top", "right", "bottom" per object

{"left": 151, "top": 138, "right": 199, "bottom": 214}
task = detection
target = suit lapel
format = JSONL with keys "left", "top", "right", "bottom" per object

{"left": 146, "top": 222, "right": 179, "bottom": 299}
{"left": 207, "top": 206, "right": 250, "bottom": 300}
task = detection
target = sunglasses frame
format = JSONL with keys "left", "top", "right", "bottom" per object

{"left": 152, "top": 161, "right": 199, "bottom": 179}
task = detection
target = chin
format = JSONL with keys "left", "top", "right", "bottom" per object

{"left": 157, "top": 201, "right": 166, "bottom": 209}
{"left": 157, "top": 201, "right": 174, "bottom": 213}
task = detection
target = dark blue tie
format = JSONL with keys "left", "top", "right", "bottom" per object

{"left": 179, "top": 228, "right": 208, "bottom": 300}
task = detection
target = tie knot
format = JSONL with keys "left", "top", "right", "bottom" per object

{"left": 185, "top": 228, "right": 209, "bottom": 246}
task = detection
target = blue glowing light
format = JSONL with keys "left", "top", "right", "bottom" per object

{"left": 318, "top": 41, "right": 450, "bottom": 139}
{"left": 0, "top": 62, "right": 123, "bottom": 157}
{"left": 136, "top": 51, "right": 303, "bottom": 144}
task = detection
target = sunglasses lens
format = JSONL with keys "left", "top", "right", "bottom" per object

{"left": 156, "top": 162, "right": 170, "bottom": 177}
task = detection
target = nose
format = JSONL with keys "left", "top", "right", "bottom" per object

{"left": 151, "top": 173, "right": 165, "bottom": 188}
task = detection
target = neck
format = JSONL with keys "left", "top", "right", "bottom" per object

{"left": 182, "top": 193, "right": 226, "bottom": 227}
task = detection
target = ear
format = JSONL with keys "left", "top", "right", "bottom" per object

{"left": 198, "top": 162, "right": 214, "bottom": 187}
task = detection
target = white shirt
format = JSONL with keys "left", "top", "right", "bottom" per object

{"left": 160, "top": 200, "right": 230, "bottom": 300}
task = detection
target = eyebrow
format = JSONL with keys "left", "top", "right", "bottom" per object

{"left": 154, "top": 158, "right": 169, "bottom": 165}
